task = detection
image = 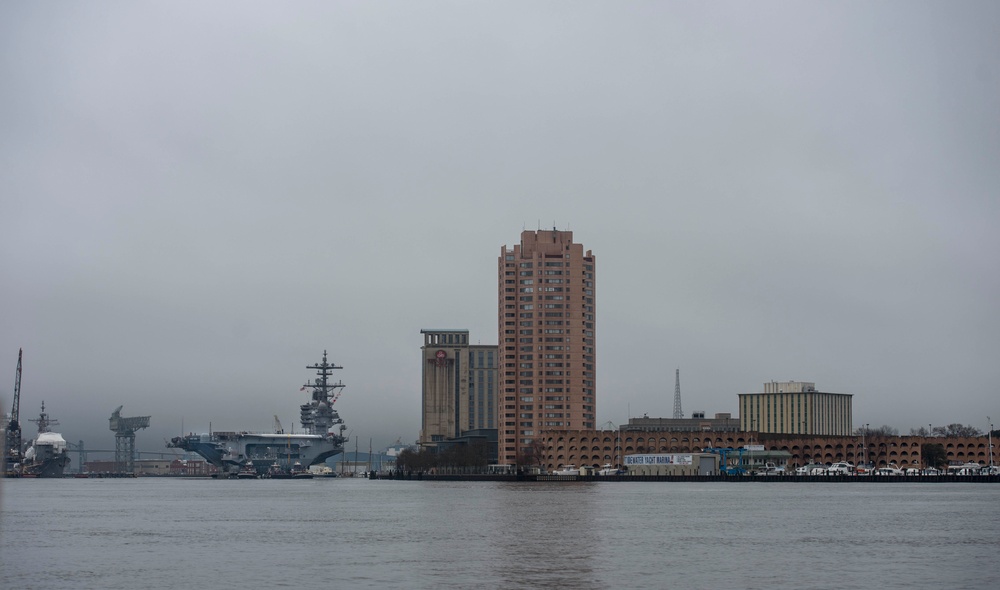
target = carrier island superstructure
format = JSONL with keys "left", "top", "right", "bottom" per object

{"left": 168, "top": 351, "right": 347, "bottom": 477}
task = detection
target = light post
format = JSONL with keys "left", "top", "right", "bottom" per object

{"left": 862, "top": 424, "right": 868, "bottom": 471}
{"left": 989, "top": 417, "right": 994, "bottom": 470}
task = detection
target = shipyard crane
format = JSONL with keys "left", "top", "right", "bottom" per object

{"left": 3, "top": 349, "right": 24, "bottom": 477}
{"left": 66, "top": 440, "right": 88, "bottom": 474}
{"left": 109, "top": 405, "right": 150, "bottom": 475}
{"left": 273, "top": 415, "right": 284, "bottom": 434}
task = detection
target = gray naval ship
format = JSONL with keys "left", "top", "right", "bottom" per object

{"left": 21, "top": 402, "right": 71, "bottom": 478}
{"left": 168, "top": 351, "right": 347, "bottom": 477}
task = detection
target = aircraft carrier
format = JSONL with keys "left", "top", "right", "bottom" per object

{"left": 168, "top": 351, "right": 347, "bottom": 477}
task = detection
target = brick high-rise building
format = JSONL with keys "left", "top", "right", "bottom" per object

{"left": 498, "top": 229, "right": 596, "bottom": 466}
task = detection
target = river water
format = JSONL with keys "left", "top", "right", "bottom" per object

{"left": 1, "top": 477, "right": 997, "bottom": 590}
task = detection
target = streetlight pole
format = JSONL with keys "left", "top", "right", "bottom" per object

{"left": 989, "top": 417, "right": 994, "bottom": 470}
{"left": 862, "top": 424, "right": 867, "bottom": 470}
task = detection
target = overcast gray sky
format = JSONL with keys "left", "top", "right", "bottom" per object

{"left": 2, "top": 2, "right": 999, "bottom": 455}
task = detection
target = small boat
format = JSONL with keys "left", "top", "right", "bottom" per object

{"left": 290, "top": 462, "right": 314, "bottom": 479}
{"left": 268, "top": 462, "right": 292, "bottom": 479}
{"left": 597, "top": 464, "right": 620, "bottom": 476}
{"left": 552, "top": 464, "right": 579, "bottom": 476}
{"left": 826, "top": 462, "right": 854, "bottom": 476}
{"left": 874, "top": 463, "right": 904, "bottom": 476}
{"left": 237, "top": 462, "right": 258, "bottom": 479}
{"left": 947, "top": 462, "right": 984, "bottom": 476}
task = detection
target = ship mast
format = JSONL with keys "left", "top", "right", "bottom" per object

{"left": 29, "top": 401, "right": 59, "bottom": 434}
{"left": 300, "top": 350, "right": 346, "bottom": 437}
{"left": 303, "top": 350, "right": 345, "bottom": 405}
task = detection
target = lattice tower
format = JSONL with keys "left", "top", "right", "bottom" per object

{"left": 672, "top": 368, "right": 683, "bottom": 419}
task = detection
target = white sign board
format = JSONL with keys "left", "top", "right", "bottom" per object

{"left": 624, "top": 454, "right": 693, "bottom": 466}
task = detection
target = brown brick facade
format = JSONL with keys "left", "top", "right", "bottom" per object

{"left": 540, "top": 429, "right": 995, "bottom": 472}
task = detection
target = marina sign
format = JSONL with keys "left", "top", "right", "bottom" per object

{"left": 624, "top": 454, "right": 693, "bottom": 466}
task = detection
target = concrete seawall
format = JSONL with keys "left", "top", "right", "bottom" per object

{"left": 386, "top": 472, "right": 1000, "bottom": 483}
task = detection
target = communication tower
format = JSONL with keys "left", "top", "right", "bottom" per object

{"left": 109, "top": 405, "right": 150, "bottom": 475}
{"left": 672, "top": 368, "right": 683, "bottom": 419}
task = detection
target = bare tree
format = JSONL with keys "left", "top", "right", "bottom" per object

{"left": 924, "top": 423, "right": 983, "bottom": 437}
{"left": 396, "top": 447, "right": 437, "bottom": 472}
{"left": 859, "top": 425, "right": 898, "bottom": 436}
{"left": 516, "top": 438, "right": 548, "bottom": 473}
{"left": 942, "top": 423, "right": 983, "bottom": 437}
{"left": 922, "top": 443, "right": 947, "bottom": 469}
{"left": 438, "top": 440, "right": 489, "bottom": 469}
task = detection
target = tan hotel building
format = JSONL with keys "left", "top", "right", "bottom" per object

{"left": 739, "top": 381, "right": 853, "bottom": 436}
{"left": 498, "top": 229, "right": 596, "bottom": 465}
{"left": 419, "top": 329, "right": 499, "bottom": 446}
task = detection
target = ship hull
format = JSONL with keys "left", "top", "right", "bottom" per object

{"left": 22, "top": 454, "right": 70, "bottom": 478}
{"left": 169, "top": 432, "right": 343, "bottom": 476}
{"left": 21, "top": 431, "right": 71, "bottom": 478}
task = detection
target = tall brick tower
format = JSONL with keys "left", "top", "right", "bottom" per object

{"left": 498, "top": 229, "right": 596, "bottom": 466}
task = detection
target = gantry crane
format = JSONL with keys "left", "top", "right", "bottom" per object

{"left": 109, "top": 405, "right": 150, "bottom": 475}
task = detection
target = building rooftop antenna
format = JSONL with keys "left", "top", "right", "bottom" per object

{"left": 673, "top": 368, "right": 683, "bottom": 419}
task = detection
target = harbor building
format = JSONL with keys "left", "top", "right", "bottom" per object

{"left": 538, "top": 429, "right": 997, "bottom": 473}
{"left": 419, "top": 329, "right": 498, "bottom": 448}
{"left": 623, "top": 412, "right": 741, "bottom": 433}
{"left": 498, "top": 229, "right": 597, "bottom": 466}
{"left": 623, "top": 452, "right": 721, "bottom": 476}
{"left": 739, "top": 381, "right": 853, "bottom": 436}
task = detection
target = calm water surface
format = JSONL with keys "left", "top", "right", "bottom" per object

{"left": 1, "top": 478, "right": 997, "bottom": 589}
